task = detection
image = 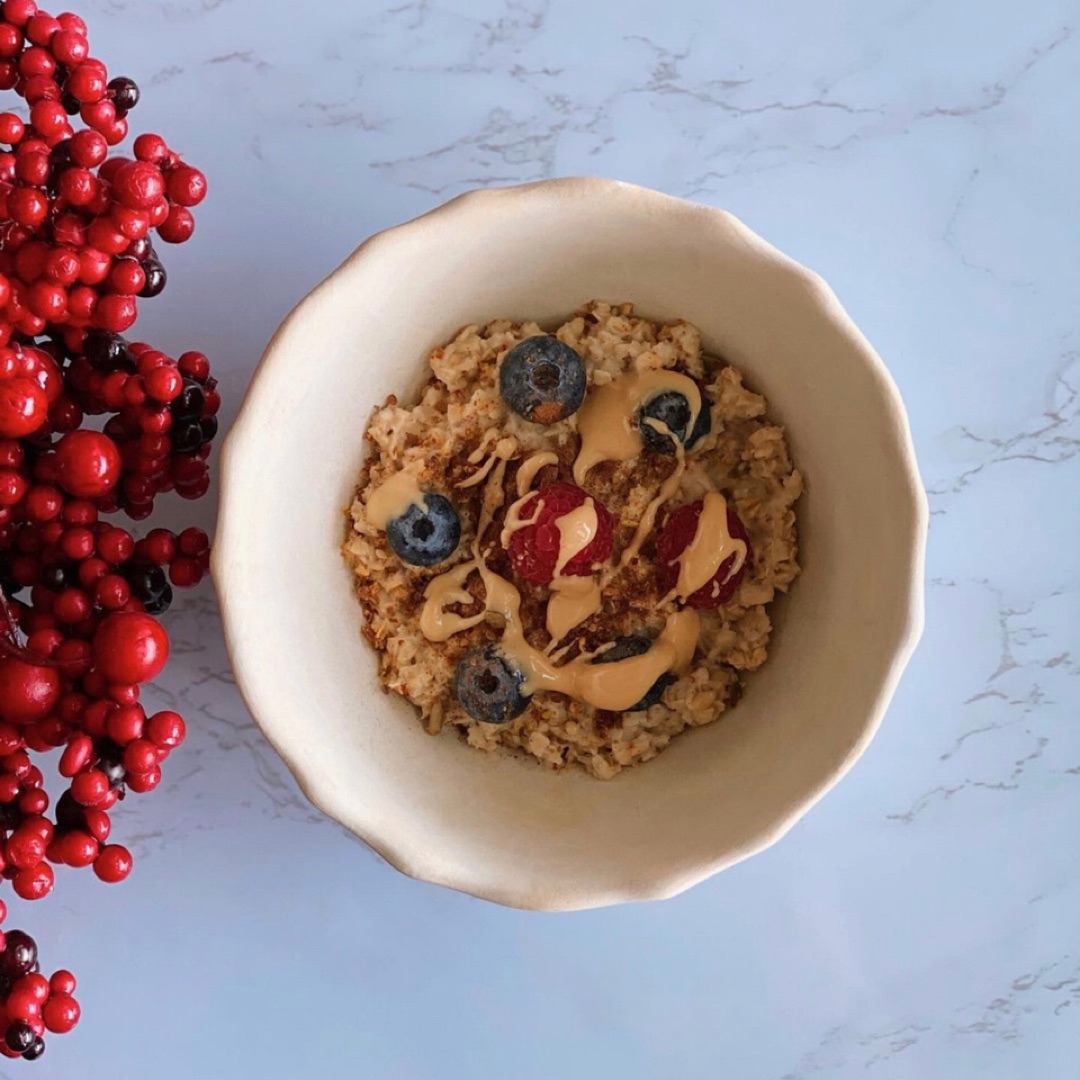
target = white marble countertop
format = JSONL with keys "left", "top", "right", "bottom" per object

{"left": 19, "top": 1, "right": 1079, "bottom": 1077}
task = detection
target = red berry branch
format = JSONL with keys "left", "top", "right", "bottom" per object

{"left": 0, "top": 0, "right": 218, "bottom": 1061}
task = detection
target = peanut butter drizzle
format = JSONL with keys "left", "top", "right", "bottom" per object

{"left": 515, "top": 451, "right": 559, "bottom": 497}
{"left": 545, "top": 577, "right": 602, "bottom": 647}
{"left": 364, "top": 469, "right": 427, "bottom": 529}
{"left": 667, "top": 490, "right": 747, "bottom": 602}
{"left": 419, "top": 452, "right": 701, "bottom": 711}
{"left": 499, "top": 490, "right": 543, "bottom": 549}
{"left": 457, "top": 436, "right": 517, "bottom": 489}
{"left": 573, "top": 369, "right": 702, "bottom": 484}
{"left": 543, "top": 499, "right": 602, "bottom": 645}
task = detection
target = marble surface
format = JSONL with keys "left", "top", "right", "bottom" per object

{"left": 15, "top": 0, "right": 1079, "bottom": 1076}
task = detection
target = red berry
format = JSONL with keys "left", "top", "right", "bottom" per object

{"left": 93, "top": 843, "right": 132, "bottom": 883}
{"left": 69, "top": 128, "right": 106, "bottom": 167}
{"left": 5, "top": 830, "right": 44, "bottom": 869}
{"left": 111, "top": 160, "right": 164, "bottom": 210}
{"left": 2, "top": 0, "right": 39, "bottom": 29}
{"left": 96, "top": 526, "right": 134, "bottom": 564}
{"left": 91, "top": 611, "right": 169, "bottom": 684}
{"left": 58, "top": 830, "right": 97, "bottom": 868}
{"left": 177, "top": 526, "right": 209, "bottom": 557}
{"left": 0, "top": 111, "right": 24, "bottom": 144}
{"left": 13, "top": 860, "right": 53, "bottom": 900}
{"left": 133, "top": 132, "right": 168, "bottom": 163}
{"left": 54, "top": 430, "right": 121, "bottom": 497}
{"left": 58, "top": 733, "right": 92, "bottom": 777}
{"left": 82, "top": 808, "right": 110, "bottom": 843}
{"left": 51, "top": 28, "right": 88, "bottom": 65}
{"left": 108, "top": 258, "right": 145, "bottom": 296}
{"left": 71, "top": 769, "right": 109, "bottom": 806}
{"left": 655, "top": 499, "right": 752, "bottom": 609}
{"left": 0, "top": 658, "right": 59, "bottom": 724}
{"left": 157, "top": 203, "right": 194, "bottom": 244}
{"left": 125, "top": 766, "right": 160, "bottom": 793}
{"left": 95, "top": 292, "right": 137, "bottom": 332}
{"left": 147, "top": 710, "right": 184, "bottom": 749}
{"left": 169, "top": 555, "right": 202, "bottom": 587}
{"left": 5, "top": 988, "right": 41, "bottom": 1021}
{"left": 69, "top": 62, "right": 106, "bottom": 103}
{"left": 122, "top": 738, "right": 156, "bottom": 773}
{"left": 8, "top": 184, "right": 47, "bottom": 226}
{"left": 506, "top": 483, "right": 615, "bottom": 585}
{"left": 16, "top": 972, "right": 49, "bottom": 1003}
{"left": 28, "top": 97, "right": 66, "bottom": 136}
{"left": 178, "top": 351, "right": 210, "bottom": 382}
{"left": 43, "top": 992, "right": 80, "bottom": 1033}
{"left": 166, "top": 164, "right": 207, "bottom": 207}
{"left": 49, "top": 970, "right": 76, "bottom": 995}
{"left": 106, "top": 703, "right": 144, "bottom": 744}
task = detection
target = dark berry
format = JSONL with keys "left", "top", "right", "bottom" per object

{"left": 198, "top": 415, "right": 218, "bottom": 442}
{"left": 592, "top": 636, "right": 672, "bottom": 711}
{"left": 499, "top": 336, "right": 586, "bottom": 425}
{"left": 0, "top": 931, "right": 37, "bottom": 977}
{"left": 454, "top": 644, "right": 530, "bottom": 724}
{"left": 138, "top": 258, "right": 166, "bottom": 298}
{"left": 637, "top": 388, "right": 711, "bottom": 455}
{"left": 54, "top": 790, "right": 84, "bottom": 829}
{"left": 40, "top": 563, "right": 71, "bottom": 591}
{"left": 5, "top": 1020, "right": 34, "bottom": 1052}
{"left": 126, "top": 563, "right": 167, "bottom": 606}
{"left": 84, "top": 330, "right": 133, "bottom": 373}
{"left": 506, "top": 483, "right": 614, "bottom": 585}
{"left": 170, "top": 420, "right": 203, "bottom": 454}
{"left": 143, "top": 582, "right": 172, "bottom": 616}
{"left": 107, "top": 76, "right": 139, "bottom": 113}
{"left": 171, "top": 379, "right": 204, "bottom": 420}
{"left": 656, "top": 499, "right": 751, "bottom": 609}
{"left": 61, "top": 91, "right": 81, "bottom": 115}
{"left": 386, "top": 494, "right": 460, "bottom": 567}
{"left": 127, "top": 236, "right": 154, "bottom": 262}
{"left": 22, "top": 1036, "right": 45, "bottom": 1060}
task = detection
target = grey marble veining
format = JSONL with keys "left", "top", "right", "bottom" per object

{"left": 12, "top": 1, "right": 1078, "bottom": 1077}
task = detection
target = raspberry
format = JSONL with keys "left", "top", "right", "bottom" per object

{"left": 656, "top": 499, "right": 752, "bottom": 609}
{"left": 506, "top": 483, "right": 614, "bottom": 585}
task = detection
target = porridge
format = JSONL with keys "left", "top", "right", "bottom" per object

{"left": 343, "top": 301, "right": 803, "bottom": 779}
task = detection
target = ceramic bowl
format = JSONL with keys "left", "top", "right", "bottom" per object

{"left": 213, "top": 178, "right": 927, "bottom": 911}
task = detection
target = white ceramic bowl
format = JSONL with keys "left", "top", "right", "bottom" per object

{"left": 214, "top": 178, "right": 927, "bottom": 911}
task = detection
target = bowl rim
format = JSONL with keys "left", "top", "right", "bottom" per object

{"left": 213, "top": 176, "right": 929, "bottom": 911}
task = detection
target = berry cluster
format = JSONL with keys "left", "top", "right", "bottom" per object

{"left": 0, "top": 0, "right": 219, "bottom": 1056}
{"left": 0, "top": 914, "right": 80, "bottom": 1061}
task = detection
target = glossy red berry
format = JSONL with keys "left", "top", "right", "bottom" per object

{"left": 0, "top": 376, "right": 46, "bottom": 437}
{"left": 70, "top": 769, "right": 108, "bottom": 806}
{"left": 12, "top": 860, "right": 53, "bottom": 899}
{"left": 42, "top": 992, "right": 80, "bottom": 1033}
{"left": 93, "top": 843, "right": 131, "bottom": 883}
{"left": 53, "top": 429, "right": 121, "bottom": 496}
{"left": 157, "top": 203, "right": 193, "bottom": 244}
{"left": 111, "top": 159, "right": 163, "bottom": 210}
{"left": 0, "top": 658, "right": 59, "bottom": 724}
{"left": 91, "top": 611, "right": 169, "bottom": 684}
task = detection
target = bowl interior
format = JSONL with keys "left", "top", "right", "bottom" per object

{"left": 215, "top": 180, "right": 925, "bottom": 910}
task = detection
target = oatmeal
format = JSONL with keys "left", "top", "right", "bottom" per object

{"left": 343, "top": 301, "right": 803, "bottom": 779}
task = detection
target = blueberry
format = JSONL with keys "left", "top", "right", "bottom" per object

{"left": 637, "top": 389, "right": 711, "bottom": 455}
{"left": 499, "top": 336, "right": 586, "bottom": 425}
{"left": 454, "top": 644, "right": 531, "bottom": 724}
{"left": 592, "top": 635, "right": 673, "bottom": 711}
{"left": 386, "top": 494, "right": 461, "bottom": 567}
